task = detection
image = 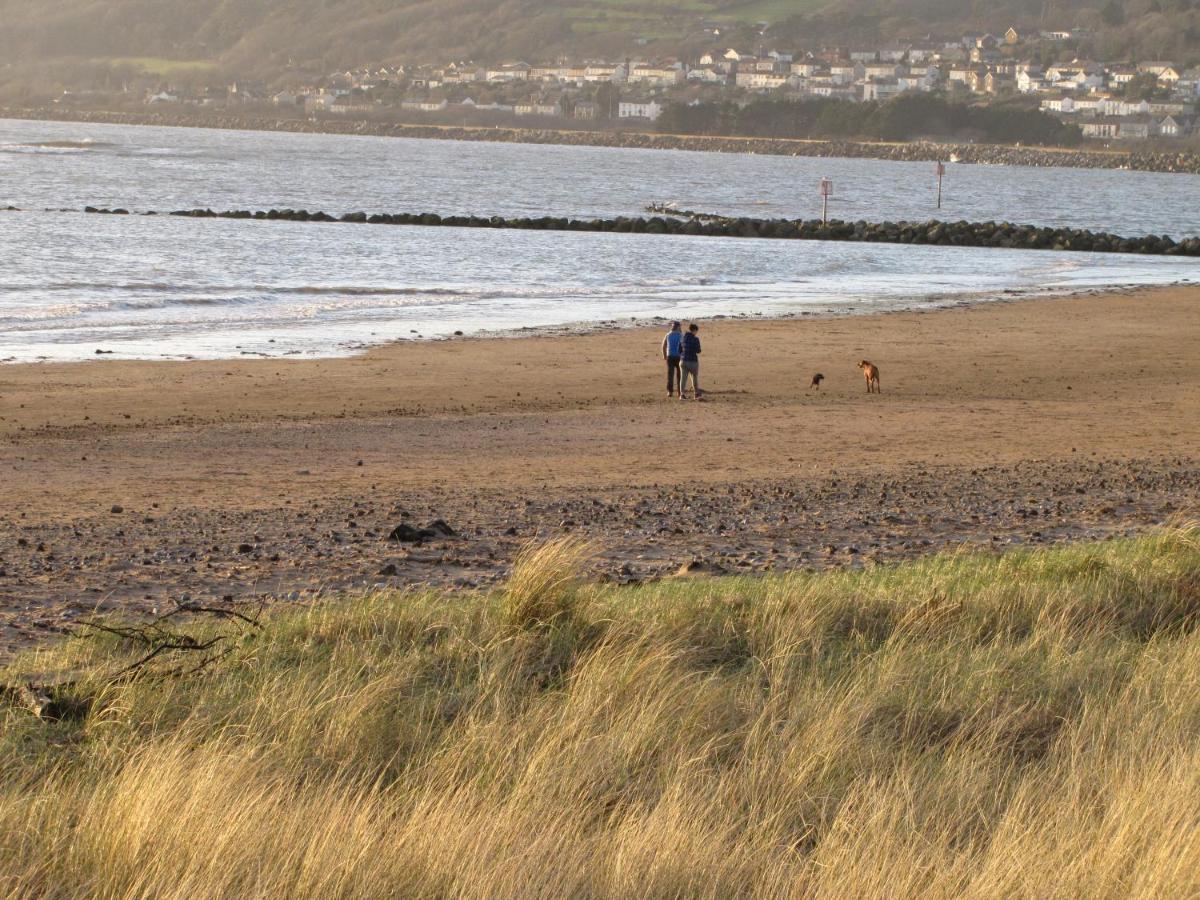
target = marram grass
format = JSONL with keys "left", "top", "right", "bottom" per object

{"left": 2, "top": 527, "right": 1200, "bottom": 898}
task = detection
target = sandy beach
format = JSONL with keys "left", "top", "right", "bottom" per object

{"left": 1, "top": 285, "right": 1198, "bottom": 655}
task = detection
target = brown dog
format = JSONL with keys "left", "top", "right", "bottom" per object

{"left": 858, "top": 360, "right": 880, "bottom": 393}
{"left": 809, "top": 373, "right": 824, "bottom": 390}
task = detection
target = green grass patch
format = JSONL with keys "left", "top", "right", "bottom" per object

{"left": 2, "top": 527, "right": 1199, "bottom": 895}
{"left": 714, "top": 0, "right": 830, "bottom": 21}
{"left": 103, "top": 57, "right": 218, "bottom": 76}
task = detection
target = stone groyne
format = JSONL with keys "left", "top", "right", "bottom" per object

{"left": 72, "top": 204, "right": 1200, "bottom": 256}
{"left": 5, "top": 106, "right": 1200, "bottom": 174}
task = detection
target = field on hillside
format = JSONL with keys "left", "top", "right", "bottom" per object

{"left": 2, "top": 530, "right": 1199, "bottom": 896}
{"left": 565, "top": 0, "right": 828, "bottom": 33}
{"left": 105, "top": 57, "right": 219, "bottom": 77}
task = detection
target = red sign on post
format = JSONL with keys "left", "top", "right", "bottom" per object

{"left": 819, "top": 178, "right": 834, "bottom": 197}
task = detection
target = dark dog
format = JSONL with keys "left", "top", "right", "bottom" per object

{"left": 809, "top": 373, "right": 825, "bottom": 390}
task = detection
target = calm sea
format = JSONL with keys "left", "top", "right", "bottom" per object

{"left": 1, "top": 117, "right": 1197, "bottom": 362}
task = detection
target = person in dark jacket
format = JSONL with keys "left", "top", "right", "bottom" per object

{"left": 679, "top": 322, "right": 702, "bottom": 400}
{"left": 661, "top": 321, "right": 683, "bottom": 398}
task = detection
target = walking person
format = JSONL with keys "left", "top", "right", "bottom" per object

{"left": 679, "top": 322, "right": 702, "bottom": 401}
{"left": 662, "top": 321, "right": 683, "bottom": 398}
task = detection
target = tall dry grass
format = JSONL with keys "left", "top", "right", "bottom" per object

{"left": 2, "top": 527, "right": 1199, "bottom": 897}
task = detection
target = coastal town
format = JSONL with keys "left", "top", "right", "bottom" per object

{"left": 122, "top": 28, "right": 1200, "bottom": 143}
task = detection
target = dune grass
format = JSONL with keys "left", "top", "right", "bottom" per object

{"left": 2, "top": 527, "right": 1200, "bottom": 897}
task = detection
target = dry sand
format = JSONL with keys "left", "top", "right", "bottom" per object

{"left": 1, "top": 285, "right": 1198, "bottom": 655}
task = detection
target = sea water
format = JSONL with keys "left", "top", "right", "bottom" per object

{"left": 1, "top": 118, "right": 1197, "bottom": 362}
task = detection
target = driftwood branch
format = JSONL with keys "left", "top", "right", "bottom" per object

{"left": 3, "top": 599, "right": 264, "bottom": 720}
{"left": 106, "top": 635, "right": 227, "bottom": 682}
{"left": 149, "top": 599, "right": 265, "bottom": 630}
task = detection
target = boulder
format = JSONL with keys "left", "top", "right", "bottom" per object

{"left": 387, "top": 519, "right": 457, "bottom": 542}
{"left": 673, "top": 558, "right": 728, "bottom": 577}
{"left": 387, "top": 523, "right": 425, "bottom": 542}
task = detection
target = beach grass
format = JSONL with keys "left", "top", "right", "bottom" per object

{"left": 2, "top": 527, "right": 1199, "bottom": 897}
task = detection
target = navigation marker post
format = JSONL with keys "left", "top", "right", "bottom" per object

{"left": 935, "top": 161, "right": 945, "bottom": 209}
{"left": 819, "top": 177, "right": 833, "bottom": 224}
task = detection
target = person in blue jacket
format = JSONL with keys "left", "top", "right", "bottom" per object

{"left": 661, "top": 321, "right": 683, "bottom": 398}
{"left": 679, "top": 322, "right": 702, "bottom": 400}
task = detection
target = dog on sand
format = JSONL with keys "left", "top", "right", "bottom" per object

{"left": 809, "top": 373, "right": 824, "bottom": 390}
{"left": 857, "top": 360, "right": 880, "bottom": 393}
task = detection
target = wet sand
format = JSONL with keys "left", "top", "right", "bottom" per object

{"left": 1, "top": 286, "right": 1198, "bottom": 655}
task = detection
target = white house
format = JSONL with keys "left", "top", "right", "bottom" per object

{"left": 442, "top": 66, "right": 484, "bottom": 84}
{"left": 1099, "top": 97, "right": 1150, "bottom": 116}
{"left": 947, "top": 65, "right": 975, "bottom": 85}
{"left": 1039, "top": 94, "right": 1074, "bottom": 113}
{"left": 1148, "top": 100, "right": 1193, "bottom": 116}
{"left": 1118, "top": 116, "right": 1156, "bottom": 139}
{"left": 1138, "top": 62, "right": 1180, "bottom": 85}
{"left": 687, "top": 65, "right": 728, "bottom": 84}
{"left": 485, "top": 63, "right": 530, "bottom": 82}
{"left": 1081, "top": 118, "right": 1120, "bottom": 138}
{"left": 735, "top": 71, "right": 790, "bottom": 90}
{"left": 331, "top": 94, "right": 373, "bottom": 114}
{"left": 1177, "top": 69, "right": 1200, "bottom": 96}
{"left": 907, "top": 44, "right": 938, "bottom": 63}
{"left": 790, "top": 61, "right": 821, "bottom": 77}
{"left": 400, "top": 99, "right": 449, "bottom": 112}
{"left": 805, "top": 80, "right": 857, "bottom": 100}
{"left": 863, "top": 62, "right": 900, "bottom": 80}
{"left": 627, "top": 63, "right": 685, "bottom": 86}
{"left": 304, "top": 93, "right": 338, "bottom": 113}
{"left": 862, "top": 77, "right": 904, "bottom": 101}
{"left": 1106, "top": 65, "right": 1138, "bottom": 88}
{"left": 584, "top": 64, "right": 621, "bottom": 83}
{"left": 1016, "top": 68, "right": 1045, "bottom": 93}
{"left": 898, "top": 68, "right": 937, "bottom": 92}
{"left": 1158, "top": 114, "right": 1189, "bottom": 136}
{"left": 618, "top": 100, "right": 663, "bottom": 121}
{"left": 830, "top": 63, "right": 863, "bottom": 85}
{"left": 514, "top": 100, "right": 560, "bottom": 117}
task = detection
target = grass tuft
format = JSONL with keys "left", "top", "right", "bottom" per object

{"left": 499, "top": 535, "right": 595, "bottom": 632}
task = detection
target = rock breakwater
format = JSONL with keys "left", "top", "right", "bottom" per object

{"left": 75, "top": 204, "right": 1200, "bottom": 256}
{"left": 6, "top": 107, "right": 1200, "bottom": 174}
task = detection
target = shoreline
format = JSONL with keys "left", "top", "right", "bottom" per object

{"left": 3, "top": 280, "right": 1187, "bottom": 367}
{"left": 5, "top": 107, "right": 1200, "bottom": 174}
{"left": 1, "top": 285, "right": 1197, "bottom": 657}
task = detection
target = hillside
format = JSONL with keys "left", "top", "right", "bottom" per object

{"left": 0, "top": 0, "right": 1196, "bottom": 85}
{"left": 2, "top": 530, "right": 1199, "bottom": 895}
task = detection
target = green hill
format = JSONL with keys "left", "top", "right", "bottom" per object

{"left": 0, "top": 0, "right": 1195, "bottom": 83}
{"left": 2, "top": 530, "right": 1199, "bottom": 894}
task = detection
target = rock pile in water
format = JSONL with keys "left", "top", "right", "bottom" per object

{"left": 73, "top": 205, "right": 1200, "bottom": 257}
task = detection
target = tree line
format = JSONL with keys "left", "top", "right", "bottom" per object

{"left": 656, "top": 94, "right": 1084, "bottom": 147}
